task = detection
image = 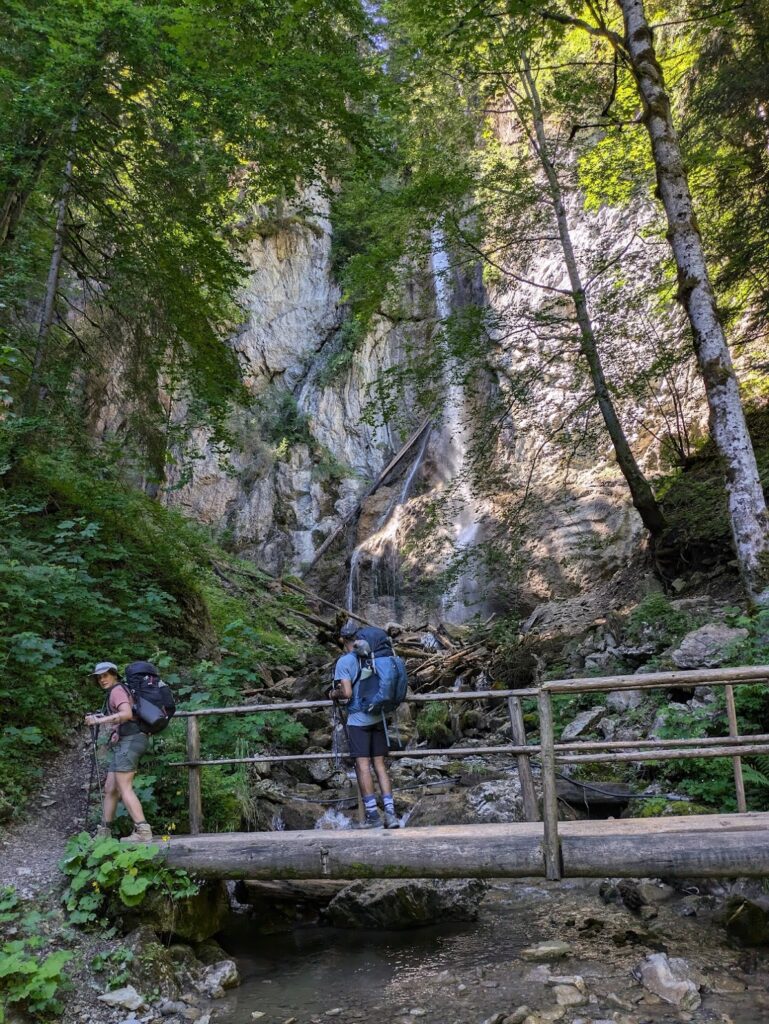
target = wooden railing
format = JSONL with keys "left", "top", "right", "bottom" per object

{"left": 172, "top": 665, "right": 769, "bottom": 880}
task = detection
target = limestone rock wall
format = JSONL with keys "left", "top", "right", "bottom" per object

{"left": 157, "top": 178, "right": 706, "bottom": 624}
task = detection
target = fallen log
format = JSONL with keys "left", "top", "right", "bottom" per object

{"left": 160, "top": 816, "right": 769, "bottom": 880}
{"left": 302, "top": 417, "right": 433, "bottom": 573}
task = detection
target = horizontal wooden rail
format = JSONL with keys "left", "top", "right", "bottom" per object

{"left": 172, "top": 730, "right": 769, "bottom": 768}
{"left": 174, "top": 687, "right": 539, "bottom": 718}
{"left": 543, "top": 665, "right": 769, "bottom": 693}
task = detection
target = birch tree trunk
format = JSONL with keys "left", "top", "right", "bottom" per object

{"left": 615, "top": 0, "right": 769, "bottom": 597}
{"left": 519, "top": 56, "right": 666, "bottom": 537}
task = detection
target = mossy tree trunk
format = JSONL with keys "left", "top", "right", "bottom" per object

{"left": 615, "top": 0, "right": 769, "bottom": 598}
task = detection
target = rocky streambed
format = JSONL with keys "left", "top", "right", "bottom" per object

{"left": 212, "top": 878, "right": 769, "bottom": 1024}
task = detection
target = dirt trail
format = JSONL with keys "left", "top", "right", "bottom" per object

{"left": 0, "top": 734, "right": 94, "bottom": 898}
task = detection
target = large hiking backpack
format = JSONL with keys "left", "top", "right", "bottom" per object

{"left": 352, "top": 640, "right": 408, "bottom": 716}
{"left": 124, "top": 661, "right": 177, "bottom": 735}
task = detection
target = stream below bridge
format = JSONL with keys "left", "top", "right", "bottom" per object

{"left": 211, "top": 878, "right": 769, "bottom": 1024}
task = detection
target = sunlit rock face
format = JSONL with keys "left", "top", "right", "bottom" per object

{"left": 163, "top": 192, "right": 432, "bottom": 580}
{"left": 158, "top": 170, "right": 706, "bottom": 624}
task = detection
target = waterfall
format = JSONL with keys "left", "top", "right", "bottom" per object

{"left": 430, "top": 228, "right": 484, "bottom": 624}
{"left": 345, "top": 424, "right": 432, "bottom": 614}
{"left": 342, "top": 229, "right": 485, "bottom": 623}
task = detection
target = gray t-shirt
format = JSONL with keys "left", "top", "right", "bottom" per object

{"left": 334, "top": 652, "right": 379, "bottom": 727}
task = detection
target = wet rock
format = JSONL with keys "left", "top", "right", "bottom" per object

{"left": 97, "top": 985, "right": 145, "bottom": 1010}
{"left": 281, "top": 798, "right": 327, "bottom": 830}
{"left": 322, "top": 878, "right": 486, "bottom": 929}
{"left": 670, "top": 624, "right": 748, "bottom": 669}
{"left": 194, "top": 939, "right": 229, "bottom": 966}
{"left": 721, "top": 896, "right": 769, "bottom": 946}
{"left": 560, "top": 707, "right": 604, "bottom": 741}
{"left": 635, "top": 952, "right": 702, "bottom": 1010}
{"left": 196, "top": 960, "right": 240, "bottom": 999}
{"left": 552, "top": 984, "right": 585, "bottom": 1006}
{"left": 505, "top": 1010, "right": 530, "bottom": 1024}
{"left": 520, "top": 940, "right": 571, "bottom": 961}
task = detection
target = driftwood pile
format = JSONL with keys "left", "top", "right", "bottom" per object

{"left": 210, "top": 557, "right": 500, "bottom": 695}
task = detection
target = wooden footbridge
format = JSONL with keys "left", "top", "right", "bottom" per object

{"left": 162, "top": 666, "right": 769, "bottom": 881}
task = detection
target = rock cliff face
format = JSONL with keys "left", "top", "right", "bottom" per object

{"left": 160, "top": 183, "right": 705, "bottom": 625}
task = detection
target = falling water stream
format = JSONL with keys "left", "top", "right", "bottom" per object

{"left": 345, "top": 424, "right": 433, "bottom": 614}
{"left": 430, "top": 229, "right": 483, "bottom": 624}
{"left": 343, "top": 230, "right": 485, "bottom": 623}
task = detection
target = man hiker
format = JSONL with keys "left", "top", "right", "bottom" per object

{"left": 84, "top": 662, "right": 153, "bottom": 842}
{"left": 329, "top": 620, "right": 401, "bottom": 829}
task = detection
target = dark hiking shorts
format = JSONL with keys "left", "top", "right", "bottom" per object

{"left": 348, "top": 721, "right": 389, "bottom": 759}
{"left": 105, "top": 732, "right": 148, "bottom": 773}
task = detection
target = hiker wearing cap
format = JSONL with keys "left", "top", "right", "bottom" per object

{"left": 329, "top": 622, "right": 400, "bottom": 829}
{"left": 84, "top": 662, "right": 152, "bottom": 843}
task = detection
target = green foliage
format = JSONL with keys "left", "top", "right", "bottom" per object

{"left": 0, "top": 0, "right": 382, "bottom": 458}
{"left": 89, "top": 947, "right": 135, "bottom": 990}
{"left": 625, "top": 593, "right": 694, "bottom": 647}
{"left": 0, "top": 434, "right": 313, "bottom": 823}
{"left": 416, "top": 702, "right": 454, "bottom": 747}
{"left": 0, "top": 888, "right": 72, "bottom": 1021}
{"left": 60, "top": 833, "right": 198, "bottom": 927}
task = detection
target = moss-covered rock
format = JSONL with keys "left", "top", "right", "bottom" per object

{"left": 134, "top": 880, "right": 230, "bottom": 942}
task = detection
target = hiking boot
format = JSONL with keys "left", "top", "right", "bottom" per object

{"left": 383, "top": 810, "right": 400, "bottom": 829}
{"left": 355, "top": 810, "right": 383, "bottom": 829}
{"left": 94, "top": 824, "right": 112, "bottom": 840}
{"left": 126, "top": 822, "right": 153, "bottom": 843}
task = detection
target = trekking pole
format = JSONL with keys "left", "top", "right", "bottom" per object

{"left": 84, "top": 725, "right": 102, "bottom": 830}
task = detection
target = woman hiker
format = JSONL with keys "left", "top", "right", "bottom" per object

{"left": 84, "top": 661, "right": 153, "bottom": 842}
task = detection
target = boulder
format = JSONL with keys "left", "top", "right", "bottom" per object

{"left": 635, "top": 952, "right": 701, "bottom": 1010}
{"left": 560, "top": 707, "right": 604, "bottom": 741}
{"left": 196, "top": 959, "right": 240, "bottom": 999}
{"left": 134, "top": 880, "right": 230, "bottom": 943}
{"left": 280, "top": 799, "right": 327, "bottom": 830}
{"left": 123, "top": 926, "right": 181, "bottom": 998}
{"left": 670, "top": 623, "right": 748, "bottom": 669}
{"left": 97, "top": 985, "right": 145, "bottom": 1010}
{"left": 465, "top": 779, "right": 524, "bottom": 823}
{"left": 722, "top": 896, "right": 769, "bottom": 946}
{"left": 605, "top": 689, "right": 643, "bottom": 712}
{"left": 406, "top": 778, "right": 523, "bottom": 828}
{"left": 322, "top": 878, "right": 486, "bottom": 929}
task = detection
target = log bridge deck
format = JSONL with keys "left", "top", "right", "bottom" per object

{"left": 161, "top": 812, "right": 769, "bottom": 880}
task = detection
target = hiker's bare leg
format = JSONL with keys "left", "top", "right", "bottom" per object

{"left": 354, "top": 758, "right": 375, "bottom": 798}
{"left": 102, "top": 772, "right": 120, "bottom": 823}
{"left": 115, "top": 771, "right": 145, "bottom": 823}
{"left": 372, "top": 756, "right": 392, "bottom": 796}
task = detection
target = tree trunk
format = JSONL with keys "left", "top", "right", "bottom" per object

{"left": 520, "top": 56, "right": 666, "bottom": 537}
{"left": 615, "top": 0, "right": 769, "bottom": 597}
{"left": 25, "top": 120, "right": 77, "bottom": 413}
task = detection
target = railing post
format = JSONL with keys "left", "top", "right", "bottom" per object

{"left": 187, "top": 715, "right": 203, "bottom": 835}
{"left": 724, "top": 684, "right": 747, "bottom": 813}
{"left": 538, "top": 688, "right": 561, "bottom": 880}
{"left": 508, "top": 696, "right": 540, "bottom": 821}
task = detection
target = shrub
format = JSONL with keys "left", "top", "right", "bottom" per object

{"left": 60, "top": 834, "right": 199, "bottom": 927}
{"left": 0, "top": 888, "right": 72, "bottom": 1022}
